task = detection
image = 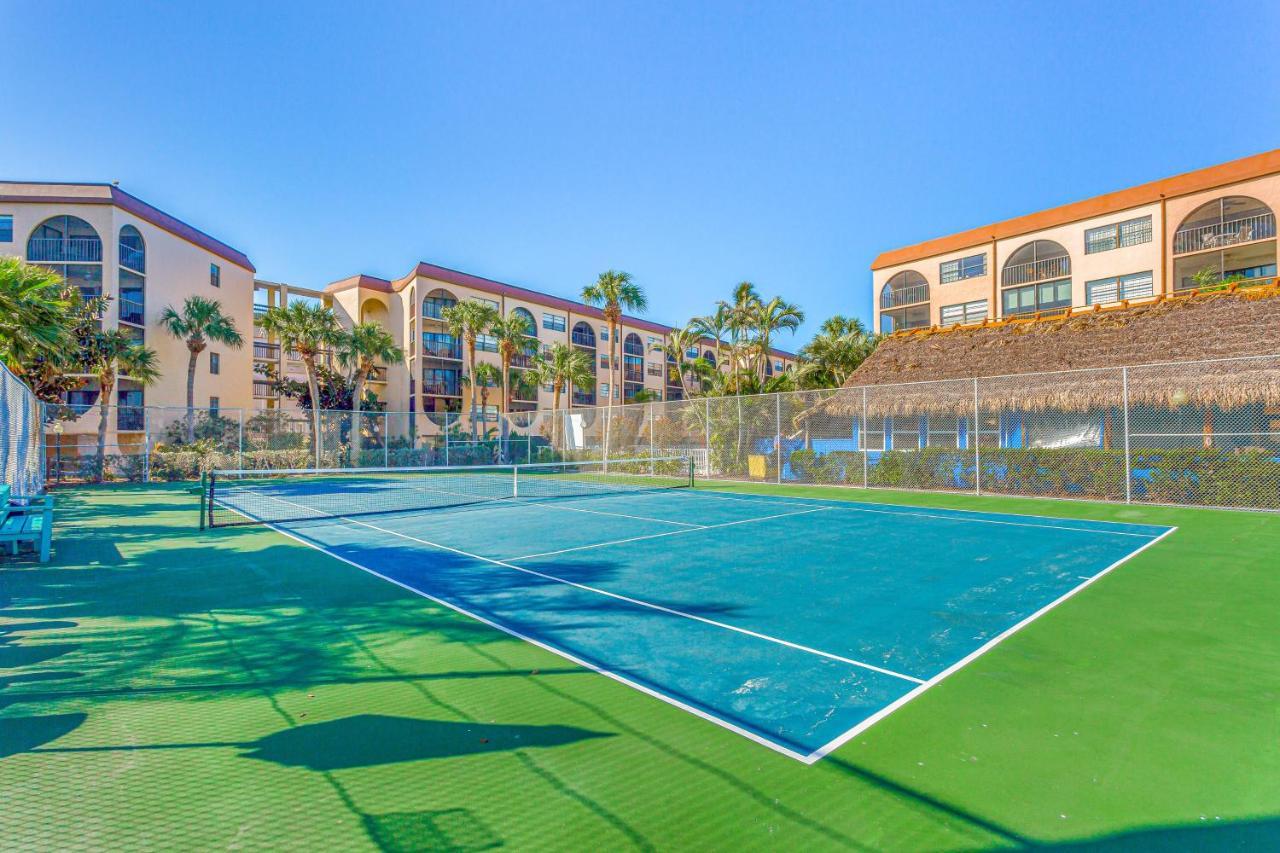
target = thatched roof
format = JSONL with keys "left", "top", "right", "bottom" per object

{"left": 820, "top": 282, "right": 1280, "bottom": 417}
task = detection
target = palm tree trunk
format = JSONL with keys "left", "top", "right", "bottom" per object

{"left": 608, "top": 322, "right": 617, "bottom": 409}
{"left": 185, "top": 346, "right": 198, "bottom": 443}
{"left": 352, "top": 369, "right": 365, "bottom": 466}
{"left": 304, "top": 355, "right": 321, "bottom": 468}
{"left": 467, "top": 338, "right": 478, "bottom": 440}
{"left": 500, "top": 352, "right": 511, "bottom": 461}
{"left": 552, "top": 382, "right": 562, "bottom": 452}
{"left": 96, "top": 370, "right": 115, "bottom": 483}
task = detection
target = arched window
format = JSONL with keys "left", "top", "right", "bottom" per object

{"left": 511, "top": 307, "right": 537, "bottom": 338}
{"left": 880, "top": 270, "right": 928, "bottom": 310}
{"left": 1001, "top": 240, "right": 1071, "bottom": 316}
{"left": 703, "top": 349, "right": 717, "bottom": 367}
{"left": 422, "top": 288, "right": 457, "bottom": 320}
{"left": 571, "top": 321, "right": 595, "bottom": 349}
{"left": 1172, "top": 196, "right": 1276, "bottom": 290}
{"left": 28, "top": 215, "right": 102, "bottom": 263}
{"left": 623, "top": 333, "right": 644, "bottom": 356}
{"left": 118, "top": 225, "right": 145, "bottom": 272}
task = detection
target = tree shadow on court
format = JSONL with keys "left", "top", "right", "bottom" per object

{"left": 0, "top": 712, "right": 87, "bottom": 758}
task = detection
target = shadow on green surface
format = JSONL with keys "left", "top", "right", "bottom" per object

{"left": 1046, "top": 816, "right": 1280, "bottom": 850}
{"left": 243, "top": 713, "right": 614, "bottom": 769}
{"left": 0, "top": 712, "right": 87, "bottom": 758}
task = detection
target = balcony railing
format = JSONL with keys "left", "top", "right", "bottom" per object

{"left": 571, "top": 331, "right": 596, "bottom": 348}
{"left": 253, "top": 342, "right": 280, "bottom": 360}
{"left": 572, "top": 392, "right": 596, "bottom": 406}
{"left": 1002, "top": 256, "right": 1070, "bottom": 287}
{"left": 624, "top": 366, "right": 644, "bottom": 383}
{"left": 28, "top": 237, "right": 103, "bottom": 263}
{"left": 118, "top": 295, "right": 145, "bottom": 326}
{"left": 1173, "top": 212, "right": 1276, "bottom": 255}
{"left": 421, "top": 334, "right": 462, "bottom": 360}
{"left": 119, "top": 243, "right": 146, "bottom": 272}
{"left": 253, "top": 381, "right": 276, "bottom": 397}
{"left": 422, "top": 382, "right": 462, "bottom": 397}
{"left": 879, "top": 282, "right": 930, "bottom": 310}
{"left": 511, "top": 353, "right": 535, "bottom": 369}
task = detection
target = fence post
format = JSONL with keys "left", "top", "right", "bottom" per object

{"left": 143, "top": 406, "right": 151, "bottom": 483}
{"left": 384, "top": 415, "right": 390, "bottom": 468}
{"left": 1122, "top": 366, "right": 1132, "bottom": 503}
{"left": 648, "top": 402, "right": 656, "bottom": 475}
{"left": 704, "top": 397, "right": 712, "bottom": 476}
{"left": 237, "top": 409, "right": 245, "bottom": 470}
{"left": 861, "top": 386, "right": 869, "bottom": 488}
{"left": 775, "top": 393, "right": 782, "bottom": 484}
{"left": 973, "top": 378, "right": 982, "bottom": 496}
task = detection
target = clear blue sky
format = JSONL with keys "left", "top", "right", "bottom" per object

{"left": 4, "top": 1, "right": 1278, "bottom": 347}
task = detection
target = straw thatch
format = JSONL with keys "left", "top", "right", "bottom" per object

{"left": 819, "top": 283, "right": 1280, "bottom": 417}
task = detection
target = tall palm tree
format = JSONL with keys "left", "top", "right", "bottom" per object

{"left": 530, "top": 343, "right": 595, "bottom": 449}
{"left": 651, "top": 322, "right": 703, "bottom": 399}
{"left": 258, "top": 302, "right": 343, "bottom": 465}
{"left": 750, "top": 296, "right": 805, "bottom": 381}
{"left": 159, "top": 295, "right": 244, "bottom": 442}
{"left": 691, "top": 304, "right": 733, "bottom": 387}
{"left": 0, "top": 257, "right": 75, "bottom": 376}
{"left": 336, "top": 321, "right": 402, "bottom": 463}
{"left": 462, "top": 361, "right": 503, "bottom": 419}
{"left": 581, "top": 270, "right": 647, "bottom": 411}
{"left": 723, "top": 281, "right": 762, "bottom": 366}
{"left": 490, "top": 312, "right": 534, "bottom": 413}
{"left": 79, "top": 329, "right": 160, "bottom": 482}
{"left": 441, "top": 299, "right": 499, "bottom": 438}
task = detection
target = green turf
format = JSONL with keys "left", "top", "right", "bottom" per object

{"left": 2, "top": 482, "right": 1277, "bottom": 850}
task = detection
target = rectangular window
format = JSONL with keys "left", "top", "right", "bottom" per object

{"left": 209, "top": 353, "right": 220, "bottom": 375}
{"left": 599, "top": 355, "right": 609, "bottom": 369}
{"left": 647, "top": 362, "right": 662, "bottom": 377}
{"left": 1002, "top": 278, "right": 1070, "bottom": 316}
{"left": 209, "top": 396, "right": 220, "bottom": 414}
{"left": 1085, "top": 270, "right": 1155, "bottom": 305}
{"left": 599, "top": 327, "right": 609, "bottom": 341}
{"left": 940, "top": 299, "right": 989, "bottom": 326}
{"left": 1085, "top": 215, "right": 1153, "bottom": 254}
{"left": 774, "top": 360, "right": 783, "bottom": 372}
{"left": 862, "top": 416, "right": 886, "bottom": 451}
{"left": 542, "top": 313, "right": 566, "bottom": 332}
{"left": 0, "top": 215, "right": 12, "bottom": 242}
{"left": 210, "top": 263, "right": 221, "bottom": 287}
{"left": 600, "top": 383, "right": 609, "bottom": 397}
{"left": 647, "top": 336, "right": 658, "bottom": 346}
{"left": 476, "top": 334, "right": 498, "bottom": 353}
{"left": 685, "top": 346, "right": 699, "bottom": 358}
{"left": 940, "top": 253, "right": 986, "bottom": 283}
{"left": 926, "top": 416, "right": 959, "bottom": 448}
{"left": 891, "top": 417, "right": 922, "bottom": 451}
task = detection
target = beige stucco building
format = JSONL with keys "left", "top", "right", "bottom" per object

{"left": 324, "top": 262, "right": 796, "bottom": 426}
{"left": 872, "top": 149, "right": 1280, "bottom": 334}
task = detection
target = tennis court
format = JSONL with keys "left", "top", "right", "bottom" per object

{"left": 206, "top": 458, "right": 1174, "bottom": 762}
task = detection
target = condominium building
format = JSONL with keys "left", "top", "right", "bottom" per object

{"left": 0, "top": 181, "right": 257, "bottom": 424}
{"left": 251, "top": 279, "right": 337, "bottom": 409}
{"left": 325, "top": 262, "right": 796, "bottom": 421}
{"left": 872, "top": 149, "right": 1280, "bottom": 334}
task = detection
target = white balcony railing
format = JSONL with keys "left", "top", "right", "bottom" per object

{"left": 879, "top": 283, "right": 930, "bottom": 310}
{"left": 28, "top": 237, "right": 103, "bottom": 263}
{"left": 1002, "top": 255, "right": 1070, "bottom": 287}
{"left": 1173, "top": 212, "right": 1276, "bottom": 255}
{"left": 119, "top": 243, "right": 146, "bottom": 272}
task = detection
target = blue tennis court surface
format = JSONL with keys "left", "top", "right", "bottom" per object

{"left": 236, "top": 485, "right": 1174, "bottom": 763}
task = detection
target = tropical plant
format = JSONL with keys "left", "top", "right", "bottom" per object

{"left": 463, "top": 361, "right": 503, "bottom": 417}
{"left": 257, "top": 302, "right": 343, "bottom": 462}
{"left": 530, "top": 343, "right": 595, "bottom": 447}
{"left": 336, "top": 321, "right": 402, "bottom": 461}
{"left": 796, "top": 315, "right": 879, "bottom": 389}
{"left": 691, "top": 304, "right": 733, "bottom": 370}
{"left": 630, "top": 388, "right": 661, "bottom": 404}
{"left": 159, "top": 295, "right": 245, "bottom": 442}
{"left": 490, "top": 312, "right": 534, "bottom": 413}
{"left": 0, "top": 257, "right": 76, "bottom": 377}
{"left": 750, "top": 296, "right": 804, "bottom": 381}
{"left": 441, "top": 299, "right": 500, "bottom": 438}
{"left": 650, "top": 322, "right": 704, "bottom": 399}
{"left": 79, "top": 329, "right": 160, "bottom": 482}
{"left": 581, "top": 270, "right": 647, "bottom": 412}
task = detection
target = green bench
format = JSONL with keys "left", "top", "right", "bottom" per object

{"left": 0, "top": 484, "right": 53, "bottom": 563}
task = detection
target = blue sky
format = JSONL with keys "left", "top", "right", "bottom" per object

{"left": 4, "top": 1, "right": 1278, "bottom": 347}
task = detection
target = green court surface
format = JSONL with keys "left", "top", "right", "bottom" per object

{"left": 2, "top": 482, "right": 1277, "bottom": 851}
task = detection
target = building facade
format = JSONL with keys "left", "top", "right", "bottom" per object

{"left": 0, "top": 182, "right": 257, "bottom": 432}
{"left": 251, "top": 279, "right": 337, "bottom": 409}
{"left": 872, "top": 149, "right": 1280, "bottom": 334}
{"left": 326, "top": 262, "right": 796, "bottom": 424}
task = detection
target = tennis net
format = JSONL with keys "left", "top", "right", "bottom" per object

{"left": 202, "top": 455, "right": 694, "bottom": 527}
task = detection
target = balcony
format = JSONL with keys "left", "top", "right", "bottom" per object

{"left": 571, "top": 331, "right": 596, "bottom": 348}
{"left": 28, "top": 237, "right": 103, "bottom": 263}
{"left": 511, "top": 353, "right": 535, "bottom": 369}
{"left": 421, "top": 334, "right": 462, "bottom": 360}
{"left": 118, "top": 294, "right": 145, "bottom": 326}
{"left": 622, "top": 341, "right": 645, "bottom": 357}
{"left": 880, "top": 282, "right": 929, "bottom": 310}
{"left": 117, "top": 408, "right": 145, "bottom": 431}
{"left": 572, "top": 391, "right": 596, "bottom": 406}
{"left": 1001, "top": 255, "right": 1070, "bottom": 287}
{"left": 253, "top": 381, "right": 276, "bottom": 398}
{"left": 1173, "top": 212, "right": 1276, "bottom": 255}
{"left": 422, "top": 382, "right": 462, "bottom": 397}
{"left": 119, "top": 243, "right": 146, "bottom": 273}
{"left": 624, "top": 366, "right": 644, "bottom": 383}
{"left": 253, "top": 341, "right": 280, "bottom": 360}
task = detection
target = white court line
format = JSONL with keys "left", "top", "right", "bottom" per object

{"left": 525, "top": 499, "right": 706, "bottom": 528}
{"left": 248, "top": 491, "right": 919, "bottom": 686}
{"left": 505, "top": 507, "right": 832, "bottom": 561}
{"left": 801, "top": 525, "right": 1179, "bottom": 764}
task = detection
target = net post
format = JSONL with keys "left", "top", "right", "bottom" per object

{"left": 205, "top": 472, "right": 215, "bottom": 529}
{"left": 688, "top": 454, "right": 695, "bottom": 488}
{"left": 1122, "top": 366, "right": 1132, "bottom": 503}
{"left": 512, "top": 465, "right": 519, "bottom": 498}
{"left": 973, "top": 378, "right": 982, "bottom": 497}
{"left": 199, "top": 471, "right": 207, "bottom": 531}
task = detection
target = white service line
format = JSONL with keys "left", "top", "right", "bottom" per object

{"left": 506, "top": 506, "right": 833, "bottom": 561}
{"left": 317, "top": 509, "right": 923, "bottom": 686}
{"left": 524, "top": 498, "right": 706, "bottom": 528}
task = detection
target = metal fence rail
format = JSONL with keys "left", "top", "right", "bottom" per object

{"left": 37, "top": 353, "right": 1280, "bottom": 511}
{"left": 1, "top": 362, "right": 44, "bottom": 497}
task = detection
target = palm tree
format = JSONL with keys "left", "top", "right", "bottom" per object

{"left": 441, "top": 299, "right": 500, "bottom": 439}
{"left": 630, "top": 388, "right": 661, "bottom": 404}
{"left": 336, "top": 321, "right": 402, "bottom": 463}
{"left": 723, "top": 281, "right": 762, "bottom": 371}
{"left": 651, "top": 322, "right": 703, "bottom": 399}
{"left": 0, "top": 257, "right": 75, "bottom": 376}
{"left": 581, "top": 270, "right": 647, "bottom": 412}
{"left": 159, "top": 296, "right": 244, "bottom": 442}
{"left": 258, "top": 302, "right": 343, "bottom": 465}
{"left": 490, "top": 312, "right": 534, "bottom": 413}
{"left": 463, "top": 361, "right": 503, "bottom": 418}
{"left": 796, "top": 315, "right": 879, "bottom": 389}
{"left": 530, "top": 343, "right": 595, "bottom": 449}
{"left": 750, "top": 296, "right": 804, "bottom": 381}
{"left": 79, "top": 329, "right": 160, "bottom": 482}
{"left": 690, "top": 304, "right": 733, "bottom": 388}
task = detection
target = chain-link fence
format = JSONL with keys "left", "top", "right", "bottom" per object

{"left": 37, "top": 354, "right": 1280, "bottom": 510}
{"left": 1, "top": 362, "right": 44, "bottom": 497}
